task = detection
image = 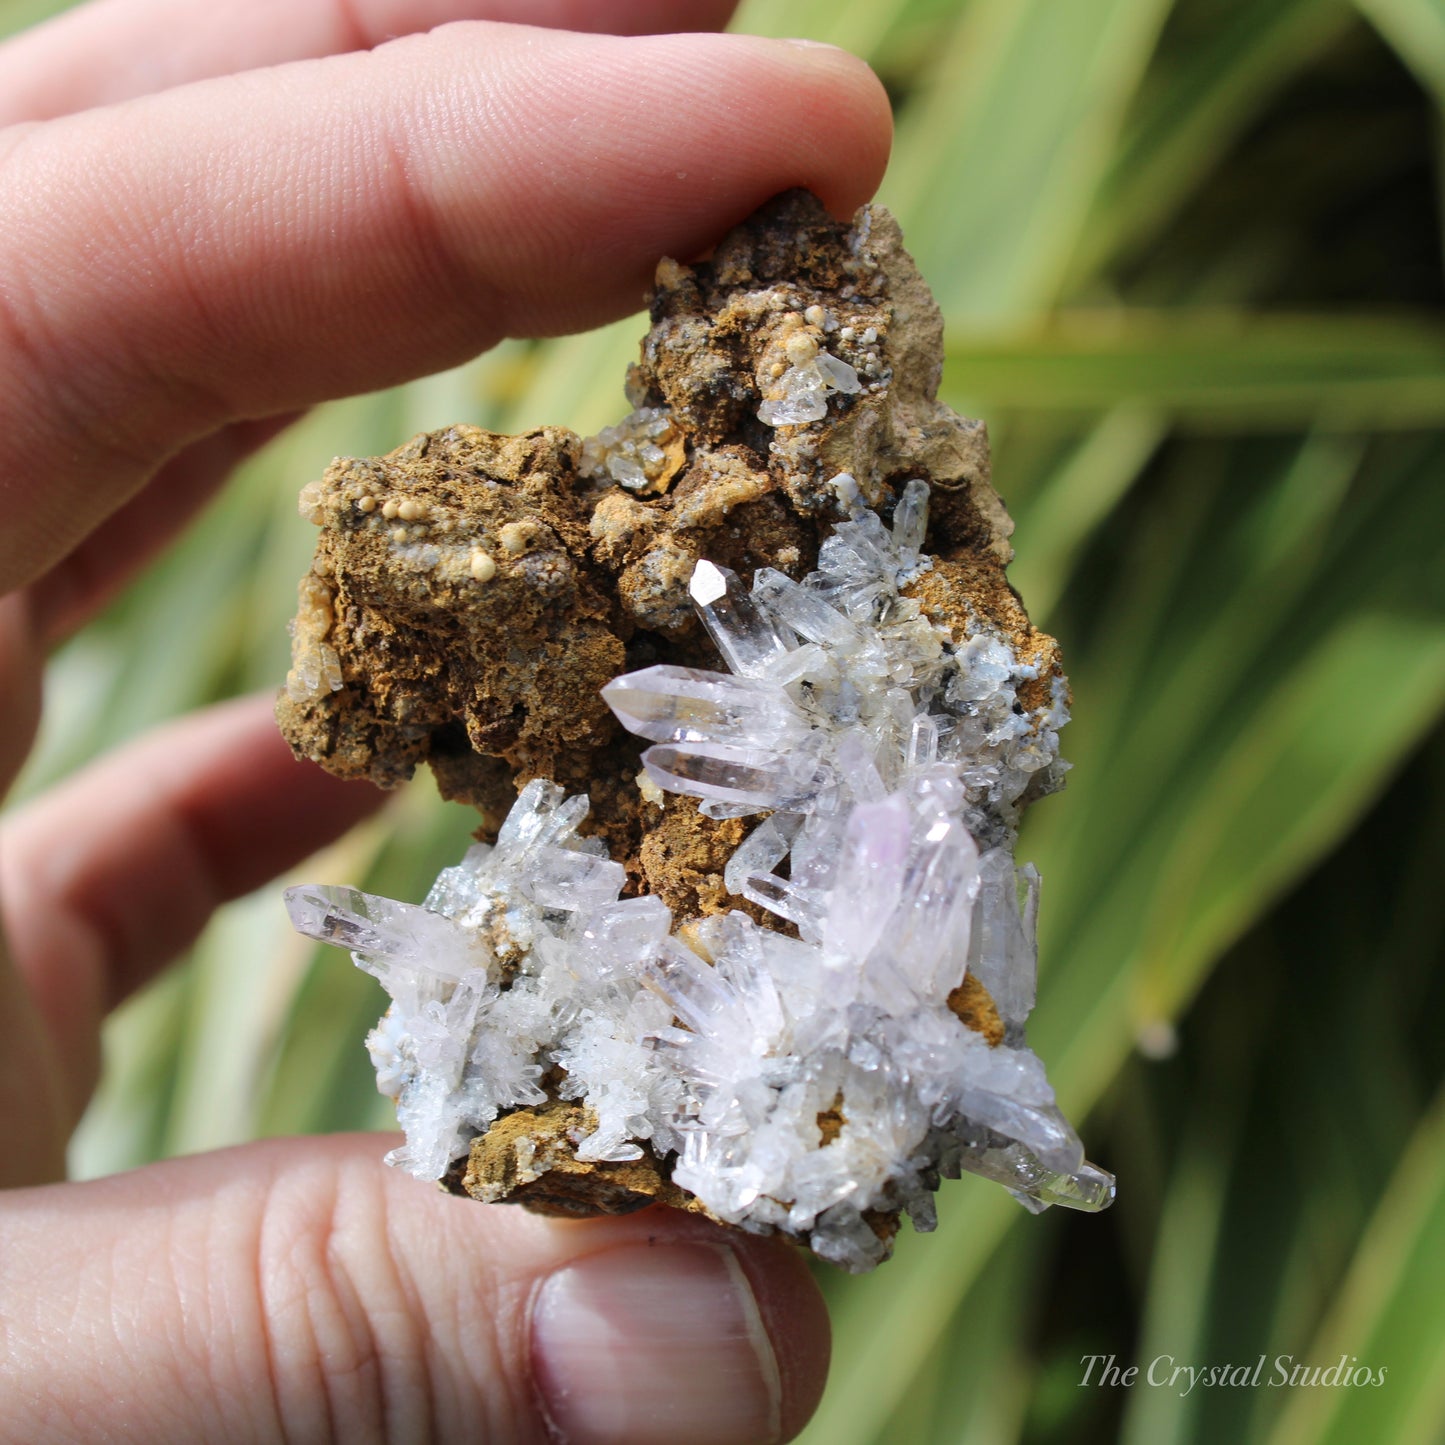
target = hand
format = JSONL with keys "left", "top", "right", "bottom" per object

{"left": 0, "top": 2, "right": 890, "bottom": 1439}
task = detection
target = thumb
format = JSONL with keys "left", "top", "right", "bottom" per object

{"left": 0, "top": 1134, "right": 829, "bottom": 1444}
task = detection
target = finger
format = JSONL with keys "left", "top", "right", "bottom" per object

{"left": 0, "top": 930, "right": 68, "bottom": 1188}
{"left": 0, "top": 694, "right": 384, "bottom": 1110}
{"left": 0, "top": 27, "right": 892, "bottom": 595}
{"left": 0, "top": 594, "right": 40, "bottom": 793}
{"left": 0, "top": 1134, "right": 831, "bottom": 1444}
{"left": 0, "top": 0, "right": 739, "bottom": 124}
{"left": 0, "top": 596, "right": 58, "bottom": 1183}
{"left": 28, "top": 414, "right": 300, "bottom": 643}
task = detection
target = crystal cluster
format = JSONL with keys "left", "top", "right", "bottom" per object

{"left": 288, "top": 479, "right": 1111, "bottom": 1270}
{"left": 578, "top": 406, "right": 683, "bottom": 494}
{"left": 288, "top": 779, "right": 681, "bottom": 1181}
{"left": 279, "top": 191, "right": 1113, "bottom": 1268}
{"left": 756, "top": 330, "right": 864, "bottom": 427}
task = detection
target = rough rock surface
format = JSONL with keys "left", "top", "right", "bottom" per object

{"left": 279, "top": 192, "right": 1109, "bottom": 1266}
{"left": 278, "top": 193, "right": 1036, "bottom": 840}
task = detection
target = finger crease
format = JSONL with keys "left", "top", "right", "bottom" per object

{"left": 369, "top": 1177, "right": 442, "bottom": 1442}
{"left": 317, "top": 1188, "right": 391, "bottom": 1441}
{"left": 253, "top": 1198, "right": 303, "bottom": 1445}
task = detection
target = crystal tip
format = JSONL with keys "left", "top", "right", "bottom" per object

{"left": 689, "top": 558, "right": 728, "bottom": 607}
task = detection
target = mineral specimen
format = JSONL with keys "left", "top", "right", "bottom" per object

{"left": 280, "top": 191, "right": 1114, "bottom": 1270}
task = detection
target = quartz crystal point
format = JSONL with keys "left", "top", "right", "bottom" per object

{"left": 279, "top": 191, "right": 1113, "bottom": 1270}
{"left": 285, "top": 883, "right": 481, "bottom": 982}
{"left": 601, "top": 665, "right": 808, "bottom": 749}
{"left": 689, "top": 560, "right": 792, "bottom": 677}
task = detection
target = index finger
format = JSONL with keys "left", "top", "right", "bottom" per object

{"left": 0, "top": 25, "right": 891, "bottom": 597}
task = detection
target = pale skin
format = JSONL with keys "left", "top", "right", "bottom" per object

{"left": 0, "top": 2, "right": 892, "bottom": 1440}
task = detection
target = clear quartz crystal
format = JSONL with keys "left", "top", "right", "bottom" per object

{"left": 892, "top": 478, "right": 929, "bottom": 555}
{"left": 689, "top": 561, "right": 791, "bottom": 677}
{"left": 289, "top": 480, "right": 1113, "bottom": 1267}
{"left": 579, "top": 406, "right": 677, "bottom": 491}
{"left": 752, "top": 568, "right": 866, "bottom": 651}
{"left": 758, "top": 352, "right": 862, "bottom": 427}
{"left": 601, "top": 664, "right": 806, "bottom": 749}
{"left": 641, "top": 735, "right": 828, "bottom": 812}
{"left": 821, "top": 794, "right": 910, "bottom": 969}
{"left": 285, "top": 884, "right": 482, "bottom": 981}
{"left": 758, "top": 391, "right": 827, "bottom": 427}
{"left": 815, "top": 353, "right": 862, "bottom": 392}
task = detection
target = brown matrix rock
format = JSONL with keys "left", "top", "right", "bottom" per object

{"left": 280, "top": 190, "right": 1055, "bottom": 836}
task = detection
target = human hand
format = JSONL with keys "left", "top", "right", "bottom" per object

{"left": 0, "top": 2, "right": 890, "bottom": 1438}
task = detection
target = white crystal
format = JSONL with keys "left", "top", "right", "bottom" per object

{"left": 287, "top": 481, "right": 1112, "bottom": 1263}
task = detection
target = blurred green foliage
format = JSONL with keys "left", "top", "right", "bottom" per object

{"left": 3, "top": 1, "right": 1443, "bottom": 1441}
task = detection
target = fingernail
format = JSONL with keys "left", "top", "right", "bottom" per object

{"left": 531, "top": 1241, "right": 782, "bottom": 1445}
{"left": 780, "top": 37, "right": 844, "bottom": 51}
